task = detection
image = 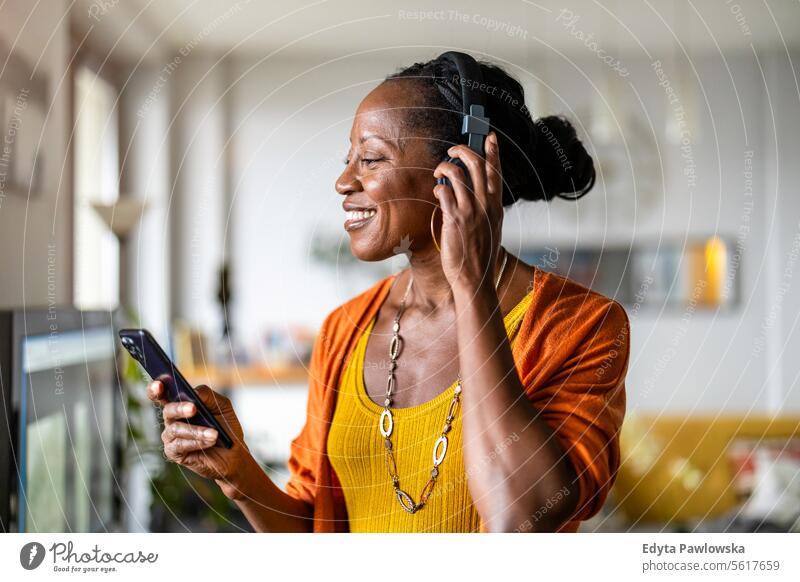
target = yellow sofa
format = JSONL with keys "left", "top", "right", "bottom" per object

{"left": 612, "top": 415, "right": 800, "bottom": 525}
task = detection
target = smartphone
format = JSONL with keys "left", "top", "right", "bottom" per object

{"left": 119, "top": 329, "right": 234, "bottom": 449}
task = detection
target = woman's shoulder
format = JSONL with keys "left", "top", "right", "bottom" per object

{"left": 530, "top": 266, "right": 629, "bottom": 333}
{"left": 518, "top": 266, "right": 631, "bottom": 384}
{"left": 319, "top": 273, "right": 397, "bottom": 335}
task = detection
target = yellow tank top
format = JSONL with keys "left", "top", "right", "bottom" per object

{"left": 327, "top": 290, "right": 534, "bottom": 532}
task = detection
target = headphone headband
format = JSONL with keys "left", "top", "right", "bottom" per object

{"left": 436, "top": 51, "right": 491, "bottom": 156}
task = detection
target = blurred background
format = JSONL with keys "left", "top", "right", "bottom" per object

{"left": 1, "top": 0, "right": 799, "bottom": 533}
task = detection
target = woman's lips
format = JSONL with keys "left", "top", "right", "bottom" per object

{"left": 344, "top": 208, "right": 377, "bottom": 232}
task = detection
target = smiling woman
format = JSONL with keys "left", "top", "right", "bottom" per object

{"left": 146, "top": 51, "right": 629, "bottom": 534}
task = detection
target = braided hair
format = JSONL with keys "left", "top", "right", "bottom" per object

{"left": 385, "top": 56, "right": 596, "bottom": 206}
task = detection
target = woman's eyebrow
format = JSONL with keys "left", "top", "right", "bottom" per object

{"left": 347, "top": 132, "right": 405, "bottom": 154}
{"left": 360, "top": 133, "right": 406, "bottom": 153}
{"left": 359, "top": 133, "right": 390, "bottom": 144}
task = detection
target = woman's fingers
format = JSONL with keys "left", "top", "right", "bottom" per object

{"left": 193, "top": 385, "right": 231, "bottom": 416}
{"left": 433, "top": 183, "right": 457, "bottom": 218}
{"left": 149, "top": 383, "right": 229, "bottom": 420}
{"left": 448, "top": 144, "right": 488, "bottom": 203}
{"left": 162, "top": 421, "right": 218, "bottom": 458}
{"left": 484, "top": 132, "right": 502, "bottom": 201}
{"left": 162, "top": 401, "right": 196, "bottom": 422}
{"left": 164, "top": 434, "right": 217, "bottom": 459}
{"left": 434, "top": 160, "right": 475, "bottom": 212}
{"left": 146, "top": 380, "right": 169, "bottom": 407}
{"left": 163, "top": 420, "right": 217, "bottom": 443}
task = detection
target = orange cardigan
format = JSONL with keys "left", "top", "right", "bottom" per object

{"left": 286, "top": 266, "right": 630, "bottom": 532}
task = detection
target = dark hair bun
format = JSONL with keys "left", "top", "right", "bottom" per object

{"left": 386, "top": 56, "right": 596, "bottom": 205}
{"left": 476, "top": 63, "right": 595, "bottom": 204}
{"left": 521, "top": 115, "right": 596, "bottom": 202}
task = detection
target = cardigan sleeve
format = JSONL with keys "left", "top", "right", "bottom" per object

{"left": 285, "top": 312, "right": 334, "bottom": 506}
{"left": 527, "top": 299, "right": 630, "bottom": 523}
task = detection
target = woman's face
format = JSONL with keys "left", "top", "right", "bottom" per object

{"left": 336, "top": 81, "right": 439, "bottom": 262}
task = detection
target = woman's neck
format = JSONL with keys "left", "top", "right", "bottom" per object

{"left": 402, "top": 246, "right": 505, "bottom": 314}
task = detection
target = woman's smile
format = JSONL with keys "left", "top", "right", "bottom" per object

{"left": 344, "top": 208, "right": 378, "bottom": 231}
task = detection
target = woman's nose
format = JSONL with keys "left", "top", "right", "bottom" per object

{"left": 336, "top": 165, "right": 361, "bottom": 196}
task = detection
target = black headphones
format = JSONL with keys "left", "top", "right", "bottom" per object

{"left": 434, "top": 51, "right": 491, "bottom": 189}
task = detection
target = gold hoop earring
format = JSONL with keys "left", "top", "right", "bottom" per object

{"left": 430, "top": 205, "right": 441, "bottom": 253}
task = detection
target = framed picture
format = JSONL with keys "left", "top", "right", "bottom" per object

{"left": 519, "top": 237, "right": 738, "bottom": 312}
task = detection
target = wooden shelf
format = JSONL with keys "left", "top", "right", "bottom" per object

{"left": 181, "top": 364, "right": 309, "bottom": 388}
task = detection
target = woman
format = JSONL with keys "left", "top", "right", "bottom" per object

{"left": 147, "top": 53, "right": 630, "bottom": 533}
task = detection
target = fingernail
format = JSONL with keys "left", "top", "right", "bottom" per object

{"left": 203, "top": 429, "right": 217, "bottom": 440}
{"left": 183, "top": 403, "right": 194, "bottom": 414}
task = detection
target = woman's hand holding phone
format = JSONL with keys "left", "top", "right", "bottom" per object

{"left": 147, "top": 380, "right": 254, "bottom": 500}
{"left": 148, "top": 380, "right": 314, "bottom": 531}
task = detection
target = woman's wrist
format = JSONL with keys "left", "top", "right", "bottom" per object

{"left": 450, "top": 253, "right": 506, "bottom": 300}
{"left": 452, "top": 277, "right": 497, "bottom": 309}
{"left": 215, "top": 448, "right": 264, "bottom": 501}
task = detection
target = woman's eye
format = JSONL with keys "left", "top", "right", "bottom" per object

{"left": 342, "top": 155, "right": 385, "bottom": 167}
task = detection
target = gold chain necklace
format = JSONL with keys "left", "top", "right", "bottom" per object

{"left": 380, "top": 247, "right": 509, "bottom": 513}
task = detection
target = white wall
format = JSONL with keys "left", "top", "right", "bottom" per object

{"left": 168, "top": 56, "right": 227, "bottom": 343}
{"left": 120, "top": 66, "right": 173, "bottom": 345}
{"left": 762, "top": 49, "right": 800, "bottom": 412}
{"left": 0, "top": 1, "right": 72, "bottom": 308}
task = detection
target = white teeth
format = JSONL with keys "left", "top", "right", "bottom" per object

{"left": 346, "top": 209, "right": 376, "bottom": 221}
